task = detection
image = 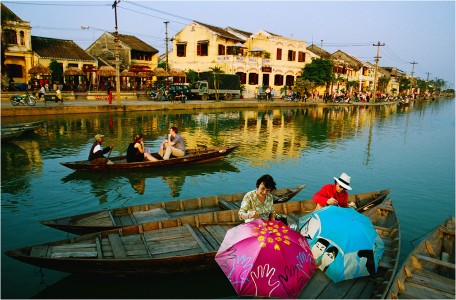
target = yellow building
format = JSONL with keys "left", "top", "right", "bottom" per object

{"left": 169, "top": 21, "right": 311, "bottom": 98}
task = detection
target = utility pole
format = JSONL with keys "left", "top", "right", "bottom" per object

{"left": 112, "top": 0, "right": 121, "bottom": 106}
{"left": 409, "top": 61, "right": 418, "bottom": 95}
{"left": 371, "top": 41, "right": 385, "bottom": 103}
{"left": 425, "top": 72, "right": 431, "bottom": 93}
{"left": 164, "top": 21, "right": 169, "bottom": 72}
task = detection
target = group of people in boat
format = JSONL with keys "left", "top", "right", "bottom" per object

{"left": 88, "top": 126, "right": 186, "bottom": 165}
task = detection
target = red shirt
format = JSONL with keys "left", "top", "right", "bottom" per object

{"left": 312, "top": 184, "right": 348, "bottom": 208}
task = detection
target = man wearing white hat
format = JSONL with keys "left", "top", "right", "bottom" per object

{"left": 88, "top": 134, "right": 114, "bottom": 165}
{"left": 312, "top": 172, "right": 352, "bottom": 210}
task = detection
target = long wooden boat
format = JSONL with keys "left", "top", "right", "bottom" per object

{"left": 1, "top": 120, "right": 44, "bottom": 132}
{"left": 41, "top": 184, "right": 307, "bottom": 235}
{"left": 5, "top": 189, "right": 391, "bottom": 278}
{"left": 60, "top": 145, "right": 237, "bottom": 171}
{"left": 386, "top": 216, "right": 454, "bottom": 299}
{"left": 1, "top": 129, "right": 25, "bottom": 141}
{"left": 298, "top": 197, "right": 400, "bottom": 299}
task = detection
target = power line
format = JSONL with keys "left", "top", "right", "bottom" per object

{"left": 2, "top": 1, "right": 110, "bottom": 7}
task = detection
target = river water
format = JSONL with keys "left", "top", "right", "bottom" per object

{"left": 2, "top": 99, "right": 454, "bottom": 298}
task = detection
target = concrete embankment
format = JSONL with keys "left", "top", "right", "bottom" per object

{"left": 1, "top": 97, "right": 383, "bottom": 118}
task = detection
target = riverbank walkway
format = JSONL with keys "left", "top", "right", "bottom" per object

{"left": 1, "top": 97, "right": 390, "bottom": 118}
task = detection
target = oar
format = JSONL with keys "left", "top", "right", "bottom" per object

{"left": 105, "top": 147, "right": 113, "bottom": 164}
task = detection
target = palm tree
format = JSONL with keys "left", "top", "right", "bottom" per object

{"left": 209, "top": 66, "right": 223, "bottom": 101}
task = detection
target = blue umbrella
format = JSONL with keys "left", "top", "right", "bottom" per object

{"left": 297, "top": 206, "right": 384, "bottom": 282}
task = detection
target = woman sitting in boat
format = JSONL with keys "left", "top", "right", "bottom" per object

{"left": 238, "top": 174, "right": 277, "bottom": 223}
{"left": 126, "top": 134, "right": 157, "bottom": 162}
{"left": 158, "top": 126, "right": 186, "bottom": 160}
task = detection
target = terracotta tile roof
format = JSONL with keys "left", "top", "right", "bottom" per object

{"left": 225, "top": 27, "right": 253, "bottom": 40}
{"left": 116, "top": 34, "right": 159, "bottom": 53}
{"left": 307, "top": 44, "right": 331, "bottom": 59}
{"left": 1, "top": 3, "right": 22, "bottom": 22}
{"left": 193, "top": 21, "right": 244, "bottom": 42}
{"left": 32, "top": 36, "right": 96, "bottom": 62}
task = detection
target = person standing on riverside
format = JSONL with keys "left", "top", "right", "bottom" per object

{"left": 238, "top": 174, "right": 277, "bottom": 222}
{"left": 88, "top": 134, "right": 114, "bottom": 165}
{"left": 158, "top": 126, "right": 186, "bottom": 160}
{"left": 312, "top": 172, "right": 352, "bottom": 210}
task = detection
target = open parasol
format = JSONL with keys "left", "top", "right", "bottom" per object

{"left": 97, "top": 66, "right": 116, "bottom": 77}
{"left": 151, "top": 67, "right": 169, "bottom": 77}
{"left": 168, "top": 68, "right": 186, "bottom": 77}
{"left": 28, "top": 63, "right": 52, "bottom": 75}
{"left": 63, "top": 67, "right": 84, "bottom": 76}
{"left": 120, "top": 69, "right": 135, "bottom": 77}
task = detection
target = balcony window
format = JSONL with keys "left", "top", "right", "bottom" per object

{"left": 274, "top": 74, "right": 284, "bottom": 86}
{"left": 298, "top": 51, "right": 305, "bottom": 62}
{"left": 248, "top": 73, "right": 258, "bottom": 85}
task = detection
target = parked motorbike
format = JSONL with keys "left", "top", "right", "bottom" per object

{"left": 171, "top": 91, "right": 187, "bottom": 103}
{"left": 149, "top": 89, "right": 167, "bottom": 101}
{"left": 10, "top": 92, "right": 36, "bottom": 106}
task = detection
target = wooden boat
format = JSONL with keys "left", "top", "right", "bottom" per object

{"left": 386, "top": 216, "right": 454, "bottom": 299}
{"left": 1, "top": 120, "right": 44, "bottom": 132}
{"left": 5, "top": 189, "right": 391, "bottom": 278}
{"left": 1, "top": 129, "right": 25, "bottom": 141}
{"left": 60, "top": 145, "right": 238, "bottom": 171}
{"left": 298, "top": 198, "right": 400, "bottom": 299}
{"left": 41, "top": 184, "right": 307, "bottom": 235}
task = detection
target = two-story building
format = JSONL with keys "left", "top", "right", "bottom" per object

{"left": 168, "top": 21, "right": 311, "bottom": 98}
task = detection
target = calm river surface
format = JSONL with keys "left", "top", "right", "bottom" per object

{"left": 2, "top": 99, "right": 455, "bottom": 299}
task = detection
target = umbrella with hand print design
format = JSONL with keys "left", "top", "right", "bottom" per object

{"left": 215, "top": 219, "right": 316, "bottom": 299}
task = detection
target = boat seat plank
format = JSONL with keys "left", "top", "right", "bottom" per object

{"left": 205, "top": 225, "right": 229, "bottom": 244}
{"left": 95, "top": 237, "right": 102, "bottom": 259}
{"left": 218, "top": 199, "right": 240, "bottom": 210}
{"left": 408, "top": 270, "right": 455, "bottom": 295}
{"left": 108, "top": 234, "right": 127, "bottom": 259}
{"left": 30, "top": 245, "right": 49, "bottom": 258}
{"left": 415, "top": 254, "right": 456, "bottom": 269}
{"left": 114, "top": 215, "right": 135, "bottom": 227}
{"left": 143, "top": 226, "right": 190, "bottom": 242}
{"left": 148, "top": 239, "right": 201, "bottom": 256}
{"left": 132, "top": 208, "right": 170, "bottom": 223}
{"left": 184, "top": 224, "right": 211, "bottom": 253}
{"left": 185, "top": 224, "right": 216, "bottom": 251}
{"left": 197, "top": 226, "right": 222, "bottom": 249}
{"left": 50, "top": 251, "right": 98, "bottom": 258}
{"left": 415, "top": 269, "right": 456, "bottom": 286}
{"left": 400, "top": 281, "right": 455, "bottom": 299}
{"left": 168, "top": 206, "right": 221, "bottom": 218}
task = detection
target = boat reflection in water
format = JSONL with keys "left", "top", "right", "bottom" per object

{"left": 61, "top": 159, "right": 240, "bottom": 201}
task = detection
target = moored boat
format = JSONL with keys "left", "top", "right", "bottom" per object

{"left": 6, "top": 189, "right": 391, "bottom": 277}
{"left": 1, "top": 129, "right": 25, "bottom": 141}
{"left": 386, "top": 216, "right": 455, "bottom": 299}
{"left": 60, "top": 145, "right": 237, "bottom": 171}
{"left": 1, "top": 120, "right": 44, "bottom": 132}
{"left": 41, "top": 184, "right": 307, "bottom": 235}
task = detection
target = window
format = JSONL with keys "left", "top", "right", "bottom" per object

{"left": 262, "top": 74, "right": 269, "bottom": 86}
{"left": 177, "top": 44, "right": 186, "bottom": 57}
{"left": 288, "top": 50, "right": 296, "bottom": 61}
{"left": 20, "top": 31, "right": 25, "bottom": 46}
{"left": 218, "top": 44, "right": 225, "bottom": 55}
{"left": 276, "top": 48, "right": 282, "bottom": 60}
{"left": 248, "top": 73, "right": 258, "bottom": 85}
{"left": 236, "top": 72, "right": 246, "bottom": 84}
{"left": 286, "top": 75, "right": 294, "bottom": 86}
{"left": 197, "top": 42, "right": 208, "bottom": 56}
{"left": 4, "top": 30, "right": 17, "bottom": 45}
{"left": 6, "top": 64, "right": 23, "bottom": 77}
{"left": 274, "top": 74, "right": 284, "bottom": 86}
{"left": 298, "top": 51, "right": 306, "bottom": 62}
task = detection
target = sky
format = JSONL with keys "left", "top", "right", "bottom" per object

{"left": 3, "top": 0, "right": 455, "bottom": 87}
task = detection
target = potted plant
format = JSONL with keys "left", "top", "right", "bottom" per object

{"left": 239, "top": 84, "right": 246, "bottom": 99}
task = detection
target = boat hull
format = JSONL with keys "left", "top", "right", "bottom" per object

{"left": 60, "top": 145, "right": 237, "bottom": 171}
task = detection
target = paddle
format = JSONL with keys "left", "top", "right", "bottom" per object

{"left": 106, "top": 146, "right": 114, "bottom": 164}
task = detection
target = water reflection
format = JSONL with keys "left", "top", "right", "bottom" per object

{"left": 61, "top": 160, "right": 239, "bottom": 200}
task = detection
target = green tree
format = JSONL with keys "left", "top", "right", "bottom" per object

{"left": 399, "top": 77, "right": 411, "bottom": 95}
{"left": 208, "top": 66, "right": 223, "bottom": 101}
{"left": 378, "top": 76, "right": 390, "bottom": 93}
{"left": 185, "top": 69, "right": 199, "bottom": 85}
{"left": 300, "top": 58, "right": 334, "bottom": 93}
{"left": 48, "top": 59, "right": 62, "bottom": 84}
{"left": 294, "top": 77, "right": 315, "bottom": 99}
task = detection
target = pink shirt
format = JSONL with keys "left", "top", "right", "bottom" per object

{"left": 312, "top": 184, "right": 348, "bottom": 208}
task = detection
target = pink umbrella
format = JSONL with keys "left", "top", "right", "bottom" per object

{"left": 215, "top": 219, "right": 316, "bottom": 299}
